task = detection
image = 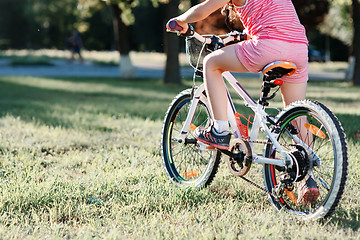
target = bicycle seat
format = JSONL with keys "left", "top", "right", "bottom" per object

{"left": 262, "top": 61, "right": 297, "bottom": 81}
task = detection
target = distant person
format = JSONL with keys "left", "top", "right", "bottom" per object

{"left": 68, "top": 30, "right": 83, "bottom": 63}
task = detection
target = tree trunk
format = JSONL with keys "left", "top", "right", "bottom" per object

{"left": 111, "top": 3, "right": 135, "bottom": 79}
{"left": 164, "top": 0, "right": 181, "bottom": 84}
{"left": 351, "top": 0, "right": 360, "bottom": 85}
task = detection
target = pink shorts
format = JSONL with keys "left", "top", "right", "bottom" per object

{"left": 235, "top": 38, "right": 308, "bottom": 83}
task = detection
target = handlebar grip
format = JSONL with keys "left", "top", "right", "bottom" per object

{"left": 166, "top": 20, "right": 194, "bottom": 37}
{"left": 240, "top": 33, "right": 251, "bottom": 41}
{"left": 167, "top": 20, "right": 183, "bottom": 31}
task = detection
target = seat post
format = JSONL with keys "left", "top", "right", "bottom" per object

{"left": 259, "top": 76, "right": 272, "bottom": 106}
{"left": 259, "top": 61, "right": 297, "bottom": 106}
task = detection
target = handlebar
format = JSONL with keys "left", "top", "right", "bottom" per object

{"left": 167, "top": 20, "right": 183, "bottom": 32}
{"left": 166, "top": 20, "right": 250, "bottom": 46}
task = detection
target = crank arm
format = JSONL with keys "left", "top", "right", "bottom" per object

{"left": 219, "top": 149, "right": 235, "bottom": 158}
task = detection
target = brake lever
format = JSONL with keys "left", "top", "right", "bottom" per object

{"left": 179, "top": 24, "right": 194, "bottom": 37}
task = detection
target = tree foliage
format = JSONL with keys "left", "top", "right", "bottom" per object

{"left": 0, "top": 0, "right": 81, "bottom": 49}
{"left": 293, "top": 0, "right": 330, "bottom": 29}
{"left": 319, "top": 0, "right": 352, "bottom": 46}
{"left": 318, "top": 0, "right": 360, "bottom": 85}
{"left": 194, "top": 0, "right": 330, "bottom": 36}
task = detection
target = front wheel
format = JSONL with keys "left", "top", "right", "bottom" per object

{"left": 263, "top": 100, "right": 348, "bottom": 220}
{"left": 161, "top": 89, "right": 221, "bottom": 188}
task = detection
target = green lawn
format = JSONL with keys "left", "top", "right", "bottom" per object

{"left": 0, "top": 76, "right": 359, "bottom": 239}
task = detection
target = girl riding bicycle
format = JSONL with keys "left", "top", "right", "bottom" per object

{"left": 167, "top": 0, "right": 317, "bottom": 205}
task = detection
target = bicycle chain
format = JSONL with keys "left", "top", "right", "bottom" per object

{"left": 240, "top": 176, "right": 277, "bottom": 199}
{"left": 236, "top": 139, "right": 295, "bottom": 200}
{"left": 246, "top": 139, "right": 296, "bottom": 148}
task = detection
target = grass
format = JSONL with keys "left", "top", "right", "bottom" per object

{"left": 0, "top": 73, "right": 359, "bottom": 239}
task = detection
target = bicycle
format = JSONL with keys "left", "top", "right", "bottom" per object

{"left": 161, "top": 21, "right": 348, "bottom": 220}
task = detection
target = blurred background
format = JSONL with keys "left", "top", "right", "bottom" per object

{"left": 0, "top": 0, "right": 359, "bottom": 84}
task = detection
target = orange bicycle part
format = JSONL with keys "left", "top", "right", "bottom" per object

{"left": 183, "top": 122, "right": 197, "bottom": 131}
{"left": 182, "top": 170, "right": 200, "bottom": 178}
{"left": 235, "top": 113, "right": 254, "bottom": 140}
{"left": 304, "top": 123, "right": 326, "bottom": 139}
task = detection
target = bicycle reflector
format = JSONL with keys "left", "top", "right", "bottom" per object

{"left": 183, "top": 170, "right": 200, "bottom": 178}
{"left": 285, "top": 189, "right": 297, "bottom": 204}
{"left": 273, "top": 80, "right": 283, "bottom": 85}
{"left": 182, "top": 122, "right": 197, "bottom": 131}
{"left": 304, "top": 123, "right": 326, "bottom": 139}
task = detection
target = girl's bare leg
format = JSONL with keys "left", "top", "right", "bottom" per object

{"left": 193, "top": 44, "right": 248, "bottom": 149}
{"left": 203, "top": 44, "right": 248, "bottom": 121}
{"left": 280, "top": 81, "right": 310, "bottom": 145}
{"left": 280, "top": 81, "right": 307, "bottom": 106}
{"left": 281, "top": 81, "right": 319, "bottom": 204}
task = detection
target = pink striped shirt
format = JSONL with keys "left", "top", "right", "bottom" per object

{"left": 234, "top": 0, "right": 308, "bottom": 45}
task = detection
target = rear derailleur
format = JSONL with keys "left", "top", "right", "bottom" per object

{"left": 273, "top": 146, "right": 310, "bottom": 201}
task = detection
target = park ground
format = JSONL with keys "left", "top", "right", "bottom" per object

{"left": 0, "top": 50, "right": 359, "bottom": 239}
{"left": 0, "top": 50, "right": 348, "bottom": 80}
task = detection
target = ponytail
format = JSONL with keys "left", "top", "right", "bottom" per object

{"left": 222, "top": 1, "right": 237, "bottom": 31}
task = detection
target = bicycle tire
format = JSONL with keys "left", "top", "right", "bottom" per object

{"left": 263, "top": 100, "right": 348, "bottom": 220}
{"left": 161, "top": 88, "right": 221, "bottom": 188}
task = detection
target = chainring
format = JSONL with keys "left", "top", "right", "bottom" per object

{"left": 226, "top": 139, "right": 252, "bottom": 177}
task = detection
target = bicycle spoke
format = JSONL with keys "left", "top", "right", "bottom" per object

{"left": 263, "top": 101, "right": 347, "bottom": 219}
{"left": 162, "top": 91, "right": 220, "bottom": 187}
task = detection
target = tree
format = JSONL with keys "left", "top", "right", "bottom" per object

{"left": 194, "top": 0, "right": 330, "bottom": 34}
{"left": 109, "top": 2, "right": 135, "bottom": 78}
{"left": 93, "top": 0, "right": 136, "bottom": 78}
{"left": 0, "top": 0, "right": 31, "bottom": 48}
{"left": 319, "top": 0, "right": 352, "bottom": 45}
{"left": 163, "top": 0, "right": 181, "bottom": 84}
{"left": 0, "top": 0, "right": 80, "bottom": 49}
{"left": 82, "top": 0, "right": 168, "bottom": 79}
{"left": 351, "top": 0, "right": 360, "bottom": 85}
{"left": 319, "top": 0, "right": 360, "bottom": 85}
{"left": 293, "top": 0, "right": 330, "bottom": 30}
{"left": 79, "top": 0, "right": 137, "bottom": 78}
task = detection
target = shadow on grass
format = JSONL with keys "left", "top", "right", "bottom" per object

{"left": 313, "top": 96, "right": 360, "bottom": 104}
{"left": 0, "top": 76, "right": 188, "bottom": 128}
{"left": 327, "top": 208, "right": 360, "bottom": 231}
{"left": 334, "top": 113, "right": 360, "bottom": 141}
{"left": 1, "top": 76, "right": 359, "bottom": 137}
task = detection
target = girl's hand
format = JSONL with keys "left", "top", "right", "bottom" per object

{"left": 166, "top": 19, "right": 188, "bottom": 34}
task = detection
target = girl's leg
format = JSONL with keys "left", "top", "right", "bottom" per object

{"left": 203, "top": 44, "right": 248, "bottom": 121}
{"left": 280, "top": 81, "right": 307, "bottom": 106}
{"left": 194, "top": 44, "right": 248, "bottom": 149}
{"left": 281, "top": 81, "right": 319, "bottom": 205}
{"left": 280, "top": 81, "right": 310, "bottom": 146}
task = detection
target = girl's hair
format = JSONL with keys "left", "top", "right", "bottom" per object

{"left": 221, "top": 1, "right": 237, "bottom": 30}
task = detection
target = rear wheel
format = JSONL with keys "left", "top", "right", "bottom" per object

{"left": 161, "top": 89, "right": 221, "bottom": 188}
{"left": 263, "top": 100, "right": 348, "bottom": 220}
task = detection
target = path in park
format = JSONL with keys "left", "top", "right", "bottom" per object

{"left": 0, "top": 58, "right": 345, "bottom": 81}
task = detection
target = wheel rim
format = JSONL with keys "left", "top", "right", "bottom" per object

{"left": 164, "top": 97, "right": 215, "bottom": 186}
{"left": 266, "top": 110, "right": 337, "bottom": 215}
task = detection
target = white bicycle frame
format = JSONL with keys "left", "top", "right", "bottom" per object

{"left": 174, "top": 30, "right": 321, "bottom": 170}
{"left": 178, "top": 71, "right": 292, "bottom": 168}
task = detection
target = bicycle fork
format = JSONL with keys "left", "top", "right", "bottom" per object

{"left": 176, "top": 84, "right": 208, "bottom": 144}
